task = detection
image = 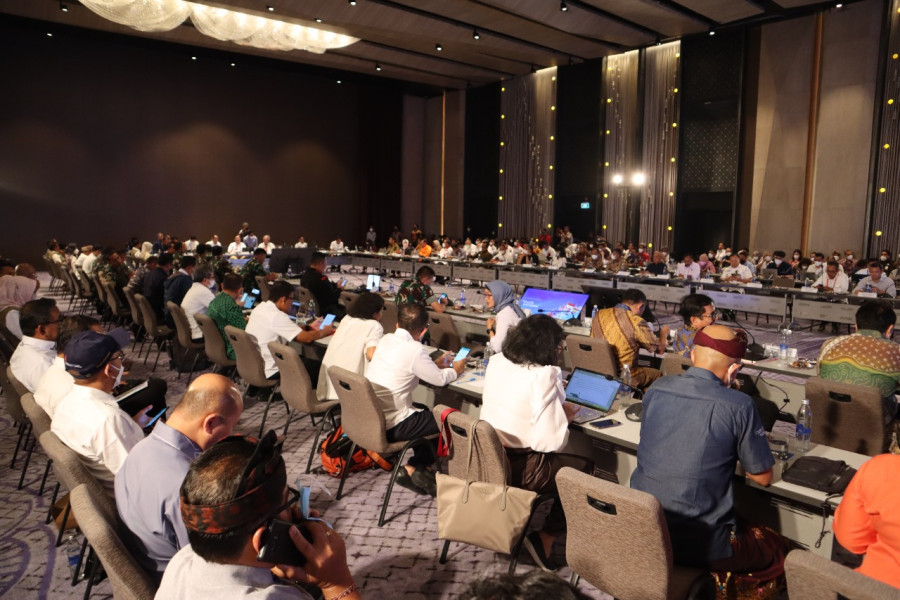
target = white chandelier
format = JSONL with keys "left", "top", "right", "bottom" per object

{"left": 79, "top": 0, "right": 359, "bottom": 53}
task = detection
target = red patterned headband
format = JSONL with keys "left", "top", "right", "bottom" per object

{"left": 693, "top": 327, "right": 748, "bottom": 361}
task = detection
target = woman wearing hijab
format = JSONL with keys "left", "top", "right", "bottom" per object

{"left": 484, "top": 279, "right": 525, "bottom": 353}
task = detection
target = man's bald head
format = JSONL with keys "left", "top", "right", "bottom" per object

{"left": 15, "top": 263, "right": 36, "bottom": 279}
{"left": 691, "top": 325, "right": 746, "bottom": 380}
{"left": 168, "top": 374, "right": 244, "bottom": 449}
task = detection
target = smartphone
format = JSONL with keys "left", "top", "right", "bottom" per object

{"left": 589, "top": 418, "right": 621, "bottom": 429}
{"left": 439, "top": 293, "right": 448, "bottom": 301}
{"left": 454, "top": 346, "right": 471, "bottom": 362}
{"left": 256, "top": 519, "right": 313, "bottom": 566}
{"left": 143, "top": 407, "right": 167, "bottom": 430}
{"left": 319, "top": 314, "right": 336, "bottom": 329}
{"left": 340, "top": 278, "right": 348, "bottom": 287}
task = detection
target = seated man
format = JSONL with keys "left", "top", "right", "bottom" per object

{"left": 126, "top": 254, "right": 157, "bottom": 293}
{"left": 226, "top": 235, "right": 246, "bottom": 254}
{"left": 143, "top": 253, "right": 174, "bottom": 319}
{"left": 396, "top": 266, "right": 449, "bottom": 314}
{"left": 720, "top": 254, "right": 753, "bottom": 284}
{"left": 245, "top": 281, "right": 335, "bottom": 381}
{"left": 180, "top": 265, "right": 217, "bottom": 343}
{"left": 299, "top": 252, "right": 345, "bottom": 318}
{"left": 366, "top": 304, "right": 465, "bottom": 495}
{"left": 814, "top": 259, "right": 850, "bottom": 294}
{"left": 737, "top": 250, "right": 756, "bottom": 276}
{"left": 833, "top": 453, "right": 900, "bottom": 589}
{"left": 9, "top": 298, "right": 59, "bottom": 393}
{"left": 818, "top": 300, "right": 900, "bottom": 436}
{"left": 643, "top": 251, "right": 668, "bottom": 276}
{"left": 207, "top": 273, "right": 247, "bottom": 361}
{"left": 766, "top": 250, "right": 794, "bottom": 276}
{"left": 51, "top": 330, "right": 155, "bottom": 494}
{"left": 853, "top": 260, "right": 897, "bottom": 298}
{"left": 590, "top": 289, "right": 668, "bottom": 391}
{"left": 98, "top": 247, "right": 131, "bottom": 307}
{"left": 115, "top": 373, "right": 243, "bottom": 582}
{"left": 240, "top": 248, "right": 277, "bottom": 299}
{"left": 329, "top": 237, "right": 345, "bottom": 252}
{"left": 156, "top": 431, "right": 361, "bottom": 600}
{"left": 674, "top": 254, "right": 700, "bottom": 280}
{"left": 258, "top": 235, "right": 276, "bottom": 255}
{"left": 671, "top": 294, "right": 716, "bottom": 357}
{"left": 631, "top": 325, "right": 780, "bottom": 574}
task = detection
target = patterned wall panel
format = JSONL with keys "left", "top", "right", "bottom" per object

{"left": 870, "top": 0, "right": 900, "bottom": 257}
{"left": 498, "top": 69, "right": 558, "bottom": 238}
{"left": 601, "top": 51, "right": 640, "bottom": 244}
{"left": 639, "top": 42, "right": 681, "bottom": 250}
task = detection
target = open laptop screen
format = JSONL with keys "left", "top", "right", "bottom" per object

{"left": 519, "top": 288, "right": 589, "bottom": 321}
{"left": 564, "top": 368, "right": 620, "bottom": 413}
{"left": 366, "top": 274, "right": 381, "bottom": 292}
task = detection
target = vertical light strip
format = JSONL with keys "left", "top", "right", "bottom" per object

{"left": 601, "top": 51, "right": 639, "bottom": 243}
{"left": 801, "top": 12, "right": 824, "bottom": 255}
{"left": 441, "top": 92, "right": 446, "bottom": 235}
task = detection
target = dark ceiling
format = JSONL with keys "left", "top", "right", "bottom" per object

{"left": 0, "top": 0, "right": 859, "bottom": 92}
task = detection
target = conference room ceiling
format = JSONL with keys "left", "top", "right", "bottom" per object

{"left": 1, "top": 0, "right": 848, "bottom": 92}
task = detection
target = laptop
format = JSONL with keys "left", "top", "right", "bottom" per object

{"left": 366, "top": 273, "right": 381, "bottom": 292}
{"left": 288, "top": 300, "right": 302, "bottom": 322}
{"left": 564, "top": 368, "right": 622, "bottom": 424}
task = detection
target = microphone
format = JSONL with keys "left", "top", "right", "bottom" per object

{"left": 730, "top": 312, "right": 765, "bottom": 361}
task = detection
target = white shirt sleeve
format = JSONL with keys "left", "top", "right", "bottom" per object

{"left": 410, "top": 346, "right": 458, "bottom": 388}
{"left": 94, "top": 413, "right": 145, "bottom": 475}
{"left": 490, "top": 306, "right": 521, "bottom": 353}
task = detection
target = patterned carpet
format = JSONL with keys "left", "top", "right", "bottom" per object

{"left": 0, "top": 272, "right": 835, "bottom": 599}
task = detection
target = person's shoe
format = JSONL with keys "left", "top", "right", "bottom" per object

{"left": 394, "top": 469, "right": 428, "bottom": 495}
{"left": 522, "top": 531, "right": 558, "bottom": 572}
{"left": 410, "top": 469, "right": 437, "bottom": 497}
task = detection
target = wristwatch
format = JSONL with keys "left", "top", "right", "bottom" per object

{"left": 487, "top": 327, "right": 496, "bottom": 334}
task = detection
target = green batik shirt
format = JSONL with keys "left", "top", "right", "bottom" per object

{"left": 206, "top": 292, "right": 246, "bottom": 360}
{"left": 818, "top": 329, "right": 900, "bottom": 399}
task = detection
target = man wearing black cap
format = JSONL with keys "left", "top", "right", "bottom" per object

{"left": 157, "top": 432, "right": 361, "bottom": 600}
{"left": 51, "top": 330, "right": 155, "bottom": 495}
{"left": 631, "top": 324, "right": 780, "bottom": 575}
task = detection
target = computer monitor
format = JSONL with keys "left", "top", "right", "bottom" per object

{"left": 366, "top": 274, "right": 381, "bottom": 292}
{"left": 519, "top": 288, "right": 589, "bottom": 321}
{"left": 268, "top": 247, "right": 316, "bottom": 275}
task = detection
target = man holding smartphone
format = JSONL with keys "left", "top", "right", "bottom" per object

{"left": 300, "top": 252, "right": 346, "bottom": 319}
{"left": 158, "top": 432, "right": 361, "bottom": 600}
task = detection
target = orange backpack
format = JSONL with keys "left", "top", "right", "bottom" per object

{"left": 319, "top": 425, "right": 392, "bottom": 477}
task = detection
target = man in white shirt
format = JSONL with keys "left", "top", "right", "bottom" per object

{"left": 854, "top": 262, "right": 897, "bottom": 298}
{"left": 675, "top": 254, "right": 701, "bottom": 280}
{"left": 226, "top": 236, "right": 246, "bottom": 254}
{"left": 258, "top": 235, "right": 276, "bottom": 255}
{"left": 206, "top": 234, "right": 221, "bottom": 247}
{"left": 184, "top": 236, "right": 199, "bottom": 253}
{"left": 721, "top": 254, "right": 753, "bottom": 284}
{"left": 814, "top": 260, "right": 850, "bottom": 294}
{"left": 366, "top": 304, "right": 465, "bottom": 495}
{"left": 180, "top": 265, "right": 216, "bottom": 342}
{"left": 329, "top": 238, "right": 345, "bottom": 253}
{"left": 245, "top": 281, "right": 335, "bottom": 379}
{"left": 9, "top": 298, "right": 60, "bottom": 393}
{"left": 437, "top": 241, "right": 455, "bottom": 259}
{"left": 81, "top": 246, "right": 102, "bottom": 276}
{"left": 294, "top": 236, "right": 308, "bottom": 248}
{"left": 491, "top": 242, "right": 515, "bottom": 265}
{"left": 51, "top": 330, "right": 154, "bottom": 495}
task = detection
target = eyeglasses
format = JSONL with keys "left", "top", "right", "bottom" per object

{"left": 699, "top": 310, "right": 719, "bottom": 322}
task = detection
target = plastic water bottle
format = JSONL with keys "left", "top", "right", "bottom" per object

{"left": 618, "top": 364, "right": 632, "bottom": 402}
{"left": 286, "top": 264, "right": 293, "bottom": 278}
{"left": 796, "top": 399, "right": 812, "bottom": 452}
{"left": 481, "top": 345, "right": 493, "bottom": 376}
{"left": 389, "top": 281, "right": 395, "bottom": 294}
{"left": 591, "top": 304, "right": 598, "bottom": 323}
{"left": 66, "top": 534, "right": 81, "bottom": 579}
{"left": 779, "top": 329, "right": 790, "bottom": 360}
{"left": 458, "top": 289, "right": 466, "bottom": 307}
{"left": 308, "top": 299, "right": 316, "bottom": 318}
{"left": 865, "top": 283, "right": 873, "bottom": 293}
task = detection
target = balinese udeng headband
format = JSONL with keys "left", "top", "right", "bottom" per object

{"left": 181, "top": 431, "right": 287, "bottom": 535}
{"left": 693, "top": 327, "right": 748, "bottom": 361}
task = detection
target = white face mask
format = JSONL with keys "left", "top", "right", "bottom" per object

{"left": 814, "top": 261, "right": 822, "bottom": 266}
{"left": 107, "top": 361, "right": 124, "bottom": 388}
{"left": 775, "top": 259, "right": 783, "bottom": 265}
{"left": 208, "top": 279, "right": 217, "bottom": 291}
{"left": 591, "top": 254, "right": 598, "bottom": 260}
{"left": 833, "top": 255, "right": 840, "bottom": 261}
{"left": 847, "top": 255, "right": 854, "bottom": 260}
{"left": 793, "top": 254, "right": 800, "bottom": 260}
{"left": 764, "top": 257, "right": 771, "bottom": 262}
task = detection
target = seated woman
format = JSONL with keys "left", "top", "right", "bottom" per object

{"left": 697, "top": 253, "right": 717, "bottom": 277}
{"left": 480, "top": 315, "right": 593, "bottom": 572}
{"left": 316, "top": 292, "right": 385, "bottom": 400}
{"left": 483, "top": 280, "right": 525, "bottom": 354}
{"left": 671, "top": 294, "right": 716, "bottom": 357}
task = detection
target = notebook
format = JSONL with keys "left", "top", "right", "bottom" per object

{"left": 564, "top": 368, "right": 622, "bottom": 424}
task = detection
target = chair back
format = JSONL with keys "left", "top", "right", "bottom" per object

{"left": 92, "top": 274, "right": 107, "bottom": 306}
{"left": 784, "top": 549, "right": 900, "bottom": 600}
{"left": 327, "top": 366, "right": 390, "bottom": 452}
{"left": 104, "top": 282, "right": 127, "bottom": 316}
{"left": 427, "top": 312, "right": 461, "bottom": 352}
{"left": 224, "top": 326, "right": 274, "bottom": 388}
{"left": 431, "top": 405, "right": 508, "bottom": 484}
{"left": 0, "top": 306, "right": 22, "bottom": 349}
{"left": 566, "top": 334, "right": 619, "bottom": 376}
{"left": 805, "top": 376, "right": 886, "bottom": 456}
{"left": 38, "top": 431, "right": 113, "bottom": 514}
{"left": 294, "top": 286, "right": 315, "bottom": 308}
{"left": 4, "top": 366, "right": 28, "bottom": 421}
{"left": 340, "top": 291, "right": 359, "bottom": 313}
{"left": 21, "top": 393, "right": 51, "bottom": 437}
{"left": 380, "top": 302, "right": 398, "bottom": 334}
{"left": 268, "top": 341, "right": 334, "bottom": 415}
{"left": 194, "top": 313, "right": 235, "bottom": 368}
{"left": 661, "top": 354, "right": 692, "bottom": 376}
{"left": 556, "top": 467, "right": 700, "bottom": 600}
{"left": 134, "top": 294, "right": 161, "bottom": 335}
{"left": 77, "top": 270, "right": 95, "bottom": 298}
{"left": 123, "top": 288, "right": 143, "bottom": 330}
{"left": 69, "top": 484, "right": 157, "bottom": 600}
{"left": 166, "top": 302, "right": 202, "bottom": 349}
{"left": 254, "top": 276, "right": 271, "bottom": 302}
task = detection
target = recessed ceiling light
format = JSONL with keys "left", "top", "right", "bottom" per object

{"left": 560, "top": 0, "right": 568, "bottom": 12}
{"left": 59, "top": 2, "right": 68, "bottom": 12}
{"left": 266, "top": 5, "right": 274, "bottom": 11}
{"left": 435, "top": 43, "right": 443, "bottom": 51}
{"left": 349, "top": 0, "right": 356, "bottom": 5}
{"left": 315, "top": 17, "right": 322, "bottom": 23}
{"left": 473, "top": 28, "right": 480, "bottom": 40}
{"left": 375, "top": 62, "right": 381, "bottom": 71}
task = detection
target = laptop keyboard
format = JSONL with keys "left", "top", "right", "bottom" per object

{"left": 572, "top": 405, "right": 605, "bottom": 424}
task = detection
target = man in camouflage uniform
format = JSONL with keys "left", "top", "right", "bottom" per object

{"left": 240, "top": 248, "right": 275, "bottom": 295}
{"left": 98, "top": 247, "right": 131, "bottom": 307}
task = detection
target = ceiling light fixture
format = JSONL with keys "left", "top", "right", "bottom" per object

{"left": 435, "top": 43, "right": 443, "bottom": 51}
{"left": 472, "top": 28, "right": 480, "bottom": 40}
{"left": 315, "top": 17, "right": 322, "bottom": 23}
{"left": 709, "top": 30, "right": 716, "bottom": 36}
{"left": 349, "top": 0, "right": 356, "bottom": 5}
{"left": 560, "top": 0, "right": 568, "bottom": 12}
{"left": 375, "top": 62, "right": 382, "bottom": 71}
{"left": 266, "top": 5, "right": 273, "bottom": 12}
{"left": 59, "top": 2, "right": 68, "bottom": 12}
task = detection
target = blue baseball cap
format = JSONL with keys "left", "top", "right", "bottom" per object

{"left": 64, "top": 329, "right": 131, "bottom": 379}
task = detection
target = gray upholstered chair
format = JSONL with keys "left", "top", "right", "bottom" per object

{"left": 556, "top": 466, "right": 714, "bottom": 599}
{"left": 166, "top": 301, "right": 206, "bottom": 382}
{"left": 565, "top": 334, "right": 619, "bottom": 376}
{"left": 123, "top": 287, "right": 145, "bottom": 351}
{"left": 427, "top": 312, "right": 461, "bottom": 352}
{"left": 805, "top": 376, "right": 887, "bottom": 456}
{"left": 133, "top": 293, "right": 174, "bottom": 371}
{"left": 19, "top": 392, "right": 53, "bottom": 495}
{"left": 194, "top": 313, "right": 236, "bottom": 374}
{"left": 380, "top": 302, "right": 399, "bottom": 334}
{"left": 294, "top": 285, "right": 316, "bottom": 310}
{"left": 70, "top": 483, "right": 158, "bottom": 600}
{"left": 224, "top": 325, "right": 280, "bottom": 437}
{"left": 327, "top": 366, "right": 436, "bottom": 526}
{"left": 784, "top": 548, "right": 900, "bottom": 600}
{"left": 104, "top": 282, "right": 133, "bottom": 327}
{"left": 267, "top": 341, "right": 339, "bottom": 472}
{"left": 254, "top": 275, "right": 271, "bottom": 302}
{"left": 661, "top": 353, "right": 692, "bottom": 376}
{"left": 5, "top": 366, "right": 31, "bottom": 474}
{"left": 339, "top": 290, "right": 359, "bottom": 313}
